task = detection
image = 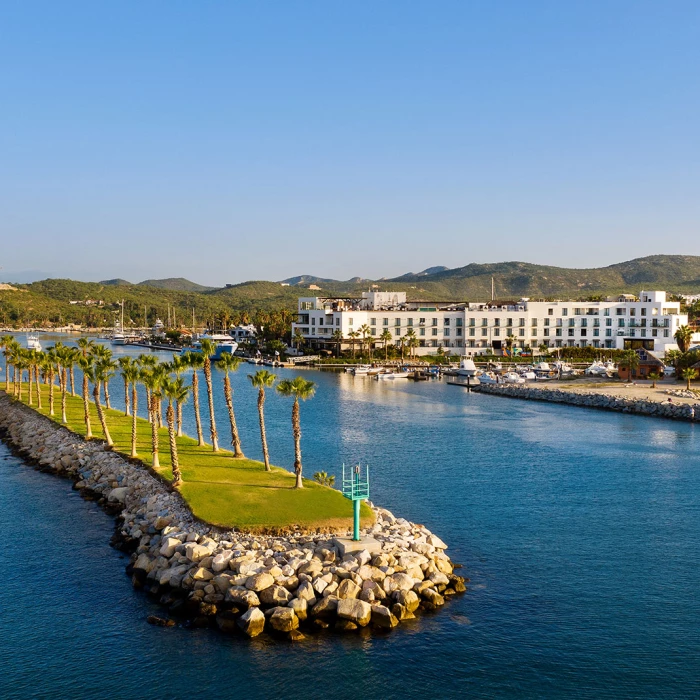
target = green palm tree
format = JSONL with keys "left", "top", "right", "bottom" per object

{"left": 198, "top": 339, "right": 219, "bottom": 451}
{"left": 248, "top": 369, "right": 276, "bottom": 471}
{"left": 77, "top": 337, "right": 96, "bottom": 357}
{"left": 1, "top": 335, "right": 17, "bottom": 392}
{"left": 141, "top": 369, "right": 163, "bottom": 468}
{"left": 215, "top": 352, "right": 244, "bottom": 458}
{"left": 348, "top": 330, "right": 359, "bottom": 358}
{"left": 681, "top": 367, "right": 697, "bottom": 390}
{"left": 404, "top": 328, "right": 417, "bottom": 359}
{"left": 380, "top": 328, "right": 392, "bottom": 361}
{"left": 122, "top": 363, "right": 141, "bottom": 457}
{"left": 674, "top": 325, "right": 693, "bottom": 353}
{"left": 67, "top": 347, "right": 81, "bottom": 397}
{"left": 162, "top": 377, "right": 189, "bottom": 486}
{"left": 136, "top": 354, "right": 158, "bottom": 423}
{"left": 332, "top": 329, "right": 344, "bottom": 358}
{"left": 619, "top": 351, "right": 640, "bottom": 382}
{"left": 118, "top": 356, "right": 134, "bottom": 416}
{"left": 92, "top": 345, "right": 117, "bottom": 409}
{"left": 43, "top": 349, "right": 57, "bottom": 416}
{"left": 87, "top": 359, "right": 115, "bottom": 447}
{"left": 358, "top": 324, "right": 371, "bottom": 358}
{"left": 55, "top": 344, "right": 73, "bottom": 424}
{"left": 293, "top": 329, "right": 305, "bottom": 350}
{"left": 276, "top": 377, "right": 316, "bottom": 489}
{"left": 170, "top": 354, "right": 189, "bottom": 436}
{"left": 647, "top": 371, "right": 661, "bottom": 389}
{"left": 181, "top": 351, "right": 205, "bottom": 445}
{"left": 77, "top": 355, "right": 94, "bottom": 438}
{"left": 13, "top": 349, "right": 28, "bottom": 402}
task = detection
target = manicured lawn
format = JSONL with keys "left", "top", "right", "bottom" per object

{"left": 4, "top": 383, "right": 373, "bottom": 532}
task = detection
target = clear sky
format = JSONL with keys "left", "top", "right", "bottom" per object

{"left": 1, "top": 1, "right": 699, "bottom": 286}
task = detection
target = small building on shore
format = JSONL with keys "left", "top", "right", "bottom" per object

{"left": 617, "top": 348, "right": 666, "bottom": 381}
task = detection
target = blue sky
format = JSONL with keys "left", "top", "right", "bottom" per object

{"left": 1, "top": 1, "right": 699, "bottom": 286}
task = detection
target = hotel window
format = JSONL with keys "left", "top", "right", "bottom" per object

{"left": 383, "top": 318, "right": 389, "bottom": 326}
{"left": 580, "top": 319, "right": 587, "bottom": 328}
{"left": 629, "top": 308, "right": 636, "bottom": 316}
{"left": 432, "top": 318, "right": 438, "bottom": 326}
{"left": 349, "top": 318, "right": 353, "bottom": 326}
{"left": 456, "top": 318, "right": 463, "bottom": 327}
{"left": 419, "top": 318, "right": 426, "bottom": 325}
{"left": 618, "top": 319, "right": 625, "bottom": 327}
{"left": 562, "top": 308, "right": 568, "bottom": 316}
{"left": 616, "top": 308, "right": 625, "bottom": 315}
{"left": 641, "top": 329, "right": 647, "bottom": 337}
{"left": 311, "top": 318, "right": 316, "bottom": 326}
{"left": 482, "top": 318, "right": 488, "bottom": 326}
{"left": 629, "top": 329, "right": 636, "bottom": 337}
{"left": 519, "top": 318, "right": 525, "bottom": 326}
{"left": 482, "top": 329, "right": 488, "bottom": 337}
{"left": 444, "top": 318, "right": 450, "bottom": 326}
{"left": 456, "top": 328, "right": 462, "bottom": 336}
{"left": 395, "top": 328, "right": 401, "bottom": 336}
{"left": 506, "top": 318, "right": 513, "bottom": 327}
{"left": 336, "top": 318, "right": 340, "bottom": 326}
{"left": 652, "top": 329, "right": 658, "bottom": 337}
{"left": 574, "top": 308, "right": 583, "bottom": 316}
{"left": 493, "top": 328, "right": 500, "bottom": 337}
{"left": 494, "top": 318, "right": 500, "bottom": 327}
{"left": 371, "top": 328, "right": 376, "bottom": 336}
{"left": 641, "top": 308, "right": 647, "bottom": 316}
{"left": 370, "top": 318, "right": 376, "bottom": 326}
{"left": 606, "top": 329, "right": 612, "bottom": 337}
{"left": 568, "top": 329, "right": 575, "bottom": 337}
{"left": 407, "top": 318, "right": 413, "bottom": 326}
{"left": 531, "top": 318, "right": 538, "bottom": 327}
{"left": 420, "top": 328, "right": 425, "bottom": 336}
{"left": 568, "top": 319, "right": 575, "bottom": 327}
{"left": 444, "top": 328, "right": 451, "bottom": 336}
{"left": 469, "top": 328, "right": 475, "bottom": 336}
{"left": 581, "top": 329, "right": 587, "bottom": 337}
{"left": 544, "top": 318, "right": 550, "bottom": 326}
{"left": 548, "top": 308, "right": 554, "bottom": 315}
{"left": 318, "top": 318, "right": 323, "bottom": 326}
{"left": 432, "top": 328, "right": 438, "bottom": 336}
{"left": 543, "top": 329, "right": 550, "bottom": 337}
{"left": 664, "top": 330, "right": 669, "bottom": 337}
{"left": 468, "top": 318, "right": 475, "bottom": 326}
{"left": 531, "top": 330, "right": 537, "bottom": 337}
{"left": 300, "top": 301, "right": 314, "bottom": 311}
{"left": 556, "top": 328, "right": 562, "bottom": 336}
{"left": 604, "top": 308, "right": 610, "bottom": 316}
{"left": 395, "top": 318, "right": 401, "bottom": 327}
{"left": 593, "top": 319, "right": 600, "bottom": 327}
{"left": 519, "top": 329, "right": 525, "bottom": 337}
{"left": 606, "top": 318, "right": 612, "bottom": 327}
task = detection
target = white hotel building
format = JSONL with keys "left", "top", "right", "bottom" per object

{"left": 291, "top": 290, "right": 687, "bottom": 357}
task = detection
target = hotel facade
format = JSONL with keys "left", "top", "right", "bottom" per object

{"left": 291, "top": 290, "right": 688, "bottom": 357}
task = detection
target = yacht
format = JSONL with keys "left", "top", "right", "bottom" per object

{"left": 26, "top": 334, "right": 41, "bottom": 351}
{"left": 502, "top": 372, "right": 526, "bottom": 384}
{"left": 187, "top": 333, "right": 238, "bottom": 360}
{"left": 376, "top": 370, "right": 411, "bottom": 380}
{"left": 455, "top": 359, "right": 478, "bottom": 377}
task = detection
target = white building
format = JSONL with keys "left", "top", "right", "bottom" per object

{"left": 229, "top": 324, "right": 257, "bottom": 343}
{"left": 291, "top": 290, "right": 687, "bottom": 357}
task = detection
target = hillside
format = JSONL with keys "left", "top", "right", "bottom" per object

{"left": 2, "top": 255, "right": 700, "bottom": 328}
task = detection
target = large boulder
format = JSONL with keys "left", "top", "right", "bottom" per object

{"left": 269, "top": 607, "right": 299, "bottom": 632}
{"left": 108, "top": 487, "right": 129, "bottom": 504}
{"left": 237, "top": 607, "right": 265, "bottom": 637}
{"left": 310, "top": 596, "right": 338, "bottom": 619}
{"left": 371, "top": 604, "right": 399, "bottom": 629}
{"left": 295, "top": 581, "right": 317, "bottom": 605}
{"left": 297, "top": 561, "right": 323, "bottom": 577}
{"left": 185, "top": 543, "right": 211, "bottom": 563}
{"left": 394, "top": 589, "right": 420, "bottom": 613}
{"left": 336, "top": 579, "right": 361, "bottom": 599}
{"left": 336, "top": 598, "right": 372, "bottom": 627}
{"left": 159, "top": 537, "right": 181, "bottom": 558}
{"left": 225, "top": 587, "right": 260, "bottom": 609}
{"left": 288, "top": 597, "right": 307, "bottom": 622}
{"left": 383, "top": 573, "right": 415, "bottom": 595}
{"left": 212, "top": 551, "right": 234, "bottom": 572}
{"left": 246, "top": 573, "right": 275, "bottom": 592}
{"left": 259, "top": 585, "right": 292, "bottom": 606}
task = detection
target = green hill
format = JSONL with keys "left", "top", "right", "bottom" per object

{"left": 136, "top": 277, "right": 216, "bottom": 292}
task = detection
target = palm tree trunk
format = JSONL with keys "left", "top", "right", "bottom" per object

{"left": 146, "top": 387, "right": 152, "bottom": 423}
{"left": 292, "top": 398, "right": 303, "bottom": 489}
{"left": 17, "top": 371, "right": 23, "bottom": 401}
{"left": 258, "top": 388, "right": 271, "bottom": 472}
{"left": 35, "top": 366, "right": 42, "bottom": 409}
{"left": 166, "top": 402, "right": 182, "bottom": 486}
{"left": 130, "top": 384, "right": 138, "bottom": 457}
{"left": 224, "top": 374, "right": 244, "bottom": 457}
{"left": 82, "top": 374, "right": 92, "bottom": 438}
{"left": 61, "top": 368, "right": 68, "bottom": 424}
{"left": 4, "top": 357, "right": 8, "bottom": 392}
{"left": 124, "top": 378, "right": 130, "bottom": 416}
{"left": 28, "top": 365, "right": 33, "bottom": 405}
{"left": 150, "top": 393, "right": 160, "bottom": 468}
{"left": 93, "top": 386, "right": 113, "bottom": 447}
{"left": 204, "top": 358, "right": 219, "bottom": 451}
{"left": 177, "top": 402, "right": 183, "bottom": 438}
{"left": 192, "top": 370, "right": 204, "bottom": 446}
{"left": 103, "top": 380, "right": 111, "bottom": 409}
{"left": 157, "top": 398, "right": 164, "bottom": 429}
{"left": 48, "top": 369, "right": 55, "bottom": 415}
{"left": 69, "top": 366, "right": 76, "bottom": 397}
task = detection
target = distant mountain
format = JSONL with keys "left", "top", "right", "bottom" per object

{"left": 136, "top": 277, "right": 216, "bottom": 292}
{"left": 100, "top": 278, "right": 133, "bottom": 286}
{"left": 281, "top": 275, "right": 341, "bottom": 286}
{"left": 393, "top": 265, "right": 449, "bottom": 280}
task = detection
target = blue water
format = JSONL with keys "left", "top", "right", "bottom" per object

{"left": 1, "top": 336, "right": 700, "bottom": 698}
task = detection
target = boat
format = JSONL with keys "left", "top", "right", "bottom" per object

{"left": 519, "top": 370, "right": 537, "bottom": 380}
{"left": 502, "top": 372, "right": 526, "bottom": 384}
{"left": 376, "top": 370, "right": 411, "bottom": 380}
{"left": 26, "top": 334, "right": 41, "bottom": 351}
{"left": 455, "top": 359, "right": 478, "bottom": 377}
{"left": 350, "top": 365, "right": 372, "bottom": 375}
{"left": 186, "top": 334, "right": 238, "bottom": 360}
{"left": 478, "top": 372, "right": 498, "bottom": 384}
{"left": 584, "top": 361, "right": 616, "bottom": 377}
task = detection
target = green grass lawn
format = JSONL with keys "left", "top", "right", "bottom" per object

{"left": 3, "top": 383, "right": 372, "bottom": 532}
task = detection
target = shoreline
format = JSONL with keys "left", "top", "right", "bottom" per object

{"left": 0, "top": 392, "right": 465, "bottom": 640}
{"left": 476, "top": 381, "right": 700, "bottom": 422}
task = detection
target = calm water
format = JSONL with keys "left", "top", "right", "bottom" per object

{"left": 1, "top": 335, "right": 699, "bottom": 698}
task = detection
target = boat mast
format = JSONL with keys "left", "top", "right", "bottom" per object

{"left": 491, "top": 276, "right": 495, "bottom": 302}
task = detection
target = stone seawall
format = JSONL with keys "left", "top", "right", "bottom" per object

{"left": 477, "top": 384, "right": 700, "bottom": 422}
{"left": 0, "top": 393, "right": 465, "bottom": 639}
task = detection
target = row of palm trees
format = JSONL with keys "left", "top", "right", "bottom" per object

{"left": 295, "top": 325, "right": 422, "bottom": 360}
{"left": 1, "top": 336, "right": 316, "bottom": 490}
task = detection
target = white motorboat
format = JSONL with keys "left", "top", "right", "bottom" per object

{"left": 187, "top": 334, "right": 239, "bottom": 360}
{"left": 455, "top": 359, "right": 478, "bottom": 377}
{"left": 351, "top": 365, "right": 372, "bottom": 375}
{"left": 478, "top": 373, "right": 498, "bottom": 384}
{"left": 502, "top": 372, "right": 526, "bottom": 384}
{"left": 26, "top": 334, "right": 41, "bottom": 351}
{"left": 520, "top": 370, "right": 537, "bottom": 380}
{"left": 584, "top": 361, "right": 615, "bottom": 377}
{"left": 376, "top": 371, "right": 411, "bottom": 380}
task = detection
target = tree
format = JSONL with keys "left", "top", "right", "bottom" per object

{"left": 665, "top": 349, "right": 682, "bottom": 367}
{"left": 332, "top": 329, "right": 344, "bottom": 358}
{"left": 181, "top": 351, "right": 205, "bottom": 445}
{"left": 92, "top": 344, "right": 116, "bottom": 409}
{"left": 380, "top": 329, "right": 392, "bottom": 361}
{"left": 141, "top": 369, "right": 163, "bottom": 467}
{"left": 122, "top": 363, "right": 141, "bottom": 457}
{"left": 1, "top": 335, "right": 17, "bottom": 392}
{"left": 618, "top": 351, "right": 640, "bottom": 382}
{"left": 77, "top": 355, "right": 94, "bottom": 438}
{"left": 215, "top": 352, "right": 244, "bottom": 458}
{"left": 248, "top": 369, "right": 276, "bottom": 471}
{"left": 675, "top": 325, "right": 694, "bottom": 353}
{"left": 118, "top": 357, "right": 134, "bottom": 416}
{"left": 538, "top": 342, "right": 549, "bottom": 356}
{"left": 293, "top": 329, "right": 305, "bottom": 350}
{"left": 162, "top": 378, "right": 188, "bottom": 486}
{"left": 313, "top": 471, "right": 335, "bottom": 487}
{"left": 276, "top": 376, "right": 316, "bottom": 489}
{"left": 198, "top": 339, "right": 219, "bottom": 452}
{"left": 67, "top": 347, "right": 81, "bottom": 397}
{"left": 647, "top": 371, "right": 661, "bottom": 389}
{"left": 88, "top": 359, "right": 115, "bottom": 447}
{"left": 404, "top": 328, "right": 418, "bottom": 359}
{"left": 43, "top": 348, "right": 57, "bottom": 416}
{"left": 681, "top": 367, "right": 697, "bottom": 390}
{"left": 348, "top": 330, "right": 359, "bottom": 358}
{"left": 358, "top": 324, "right": 371, "bottom": 358}
{"left": 169, "top": 355, "right": 188, "bottom": 437}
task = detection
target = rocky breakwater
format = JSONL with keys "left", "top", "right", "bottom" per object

{"left": 478, "top": 384, "right": 699, "bottom": 421}
{"left": 0, "top": 393, "right": 466, "bottom": 640}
